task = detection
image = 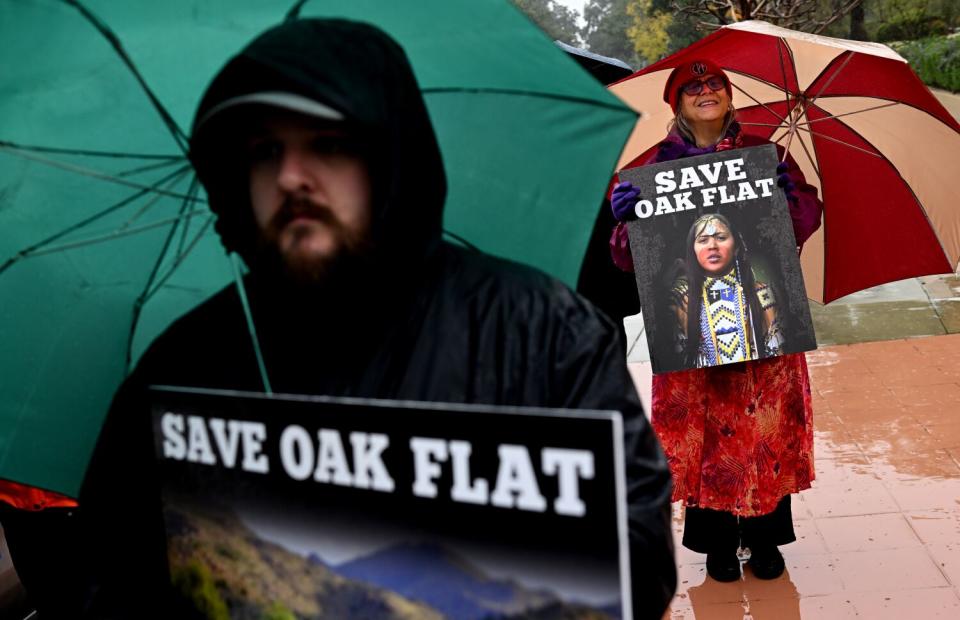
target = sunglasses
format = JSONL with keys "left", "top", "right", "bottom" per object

{"left": 681, "top": 75, "right": 727, "bottom": 97}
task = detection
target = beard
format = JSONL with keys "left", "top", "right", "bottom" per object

{"left": 252, "top": 196, "right": 375, "bottom": 288}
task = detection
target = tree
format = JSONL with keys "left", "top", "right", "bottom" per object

{"left": 849, "top": 2, "right": 868, "bottom": 40}
{"left": 626, "top": 0, "right": 701, "bottom": 64}
{"left": 660, "top": 3, "right": 702, "bottom": 53}
{"left": 869, "top": 0, "right": 952, "bottom": 41}
{"left": 627, "top": 0, "right": 673, "bottom": 64}
{"left": 582, "top": 0, "right": 639, "bottom": 65}
{"left": 512, "top": 0, "right": 582, "bottom": 44}
{"left": 670, "top": 0, "right": 866, "bottom": 34}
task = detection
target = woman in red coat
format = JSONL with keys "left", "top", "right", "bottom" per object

{"left": 609, "top": 59, "right": 822, "bottom": 582}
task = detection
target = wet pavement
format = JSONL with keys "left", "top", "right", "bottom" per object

{"left": 932, "top": 87, "right": 960, "bottom": 121}
{"left": 809, "top": 275, "right": 960, "bottom": 346}
{"left": 659, "top": 334, "right": 960, "bottom": 619}
{"left": 625, "top": 273, "right": 960, "bottom": 618}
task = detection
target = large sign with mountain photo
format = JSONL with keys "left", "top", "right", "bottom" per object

{"left": 150, "top": 387, "right": 632, "bottom": 620}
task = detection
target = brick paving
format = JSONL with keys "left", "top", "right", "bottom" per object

{"left": 657, "top": 333, "right": 960, "bottom": 619}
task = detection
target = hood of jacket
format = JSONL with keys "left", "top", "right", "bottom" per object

{"left": 188, "top": 18, "right": 447, "bottom": 272}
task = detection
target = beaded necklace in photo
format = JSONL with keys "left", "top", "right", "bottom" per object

{"left": 698, "top": 260, "right": 755, "bottom": 366}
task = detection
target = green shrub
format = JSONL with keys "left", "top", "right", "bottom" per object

{"left": 171, "top": 561, "right": 231, "bottom": 620}
{"left": 895, "top": 35, "right": 960, "bottom": 93}
{"left": 876, "top": 9, "right": 950, "bottom": 42}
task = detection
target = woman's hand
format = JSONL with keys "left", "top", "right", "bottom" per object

{"left": 611, "top": 181, "right": 641, "bottom": 221}
{"left": 776, "top": 162, "right": 797, "bottom": 203}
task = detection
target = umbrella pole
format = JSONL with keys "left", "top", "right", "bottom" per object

{"left": 230, "top": 253, "right": 273, "bottom": 395}
{"left": 781, "top": 96, "right": 805, "bottom": 163}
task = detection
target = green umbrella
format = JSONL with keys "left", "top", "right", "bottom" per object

{"left": 0, "top": 0, "right": 636, "bottom": 497}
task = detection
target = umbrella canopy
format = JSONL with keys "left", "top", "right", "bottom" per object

{"left": 607, "top": 20, "right": 960, "bottom": 303}
{"left": 556, "top": 40, "right": 635, "bottom": 86}
{"left": 0, "top": 0, "right": 636, "bottom": 497}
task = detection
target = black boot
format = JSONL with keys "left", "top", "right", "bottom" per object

{"left": 747, "top": 545, "right": 785, "bottom": 579}
{"left": 706, "top": 550, "right": 741, "bottom": 582}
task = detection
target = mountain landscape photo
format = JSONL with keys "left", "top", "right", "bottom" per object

{"left": 163, "top": 500, "right": 443, "bottom": 620}
{"left": 163, "top": 499, "right": 620, "bottom": 620}
{"left": 333, "top": 541, "right": 619, "bottom": 620}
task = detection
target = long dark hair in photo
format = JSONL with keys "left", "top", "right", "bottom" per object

{"left": 681, "top": 213, "right": 770, "bottom": 368}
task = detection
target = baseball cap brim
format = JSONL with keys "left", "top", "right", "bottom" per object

{"left": 194, "top": 91, "right": 344, "bottom": 134}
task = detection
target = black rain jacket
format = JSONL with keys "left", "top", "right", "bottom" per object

{"left": 77, "top": 18, "right": 676, "bottom": 619}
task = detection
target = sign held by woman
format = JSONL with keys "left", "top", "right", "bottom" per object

{"left": 621, "top": 144, "right": 816, "bottom": 374}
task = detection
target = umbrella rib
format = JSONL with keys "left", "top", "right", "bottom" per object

{"left": 125, "top": 180, "right": 202, "bottom": 370}
{"left": 797, "top": 101, "right": 900, "bottom": 126}
{"left": 117, "top": 158, "right": 187, "bottom": 178}
{"left": 120, "top": 167, "right": 193, "bottom": 230}
{"left": 0, "top": 165, "right": 192, "bottom": 276}
{"left": 807, "top": 52, "right": 855, "bottom": 108}
{"left": 0, "top": 145, "right": 205, "bottom": 202}
{"left": 131, "top": 232, "right": 215, "bottom": 373}
{"left": 738, "top": 101, "right": 900, "bottom": 133}
{"left": 15, "top": 210, "right": 209, "bottom": 259}
{"left": 796, "top": 125, "right": 882, "bottom": 157}
{"left": 134, "top": 180, "right": 199, "bottom": 296}
{"left": 776, "top": 37, "right": 794, "bottom": 110}
{"left": 175, "top": 177, "right": 202, "bottom": 258}
{"left": 792, "top": 129, "right": 823, "bottom": 182}
{"left": 829, "top": 115, "right": 956, "bottom": 273}
{"left": 729, "top": 82, "right": 789, "bottom": 124}
{"left": 739, "top": 122, "right": 789, "bottom": 128}
{"left": 285, "top": 0, "right": 309, "bottom": 21}
{"left": 796, "top": 131, "right": 819, "bottom": 178}
{"left": 143, "top": 217, "right": 215, "bottom": 306}
{"left": 64, "top": 0, "right": 190, "bottom": 154}
{"left": 777, "top": 38, "right": 803, "bottom": 159}
{"left": 725, "top": 69, "right": 799, "bottom": 100}
{"left": 0, "top": 140, "right": 182, "bottom": 160}
{"left": 133, "top": 222, "right": 216, "bottom": 363}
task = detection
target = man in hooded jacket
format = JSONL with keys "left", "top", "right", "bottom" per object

{"left": 75, "top": 18, "right": 676, "bottom": 619}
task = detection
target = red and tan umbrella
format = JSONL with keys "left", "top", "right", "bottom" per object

{"left": 608, "top": 20, "right": 960, "bottom": 303}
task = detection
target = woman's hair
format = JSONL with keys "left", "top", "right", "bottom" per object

{"left": 670, "top": 104, "right": 737, "bottom": 146}
{"left": 681, "top": 213, "right": 770, "bottom": 367}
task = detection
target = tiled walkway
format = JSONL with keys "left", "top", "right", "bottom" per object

{"left": 659, "top": 334, "right": 960, "bottom": 619}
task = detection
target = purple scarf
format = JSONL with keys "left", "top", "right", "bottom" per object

{"left": 652, "top": 122, "right": 744, "bottom": 164}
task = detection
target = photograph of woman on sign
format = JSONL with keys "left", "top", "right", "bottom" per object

{"left": 669, "top": 213, "right": 784, "bottom": 369}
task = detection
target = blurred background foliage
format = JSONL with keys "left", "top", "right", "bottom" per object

{"left": 894, "top": 36, "right": 960, "bottom": 91}
{"left": 512, "top": 0, "right": 960, "bottom": 91}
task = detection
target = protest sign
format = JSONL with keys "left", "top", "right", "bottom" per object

{"left": 151, "top": 387, "right": 632, "bottom": 620}
{"left": 620, "top": 144, "right": 816, "bottom": 374}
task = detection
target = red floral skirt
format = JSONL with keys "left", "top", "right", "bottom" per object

{"left": 651, "top": 353, "right": 814, "bottom": 517}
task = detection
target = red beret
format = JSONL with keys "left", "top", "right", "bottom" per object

{"left": 663, "top": 59, "right": 732, "bottom": 113}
